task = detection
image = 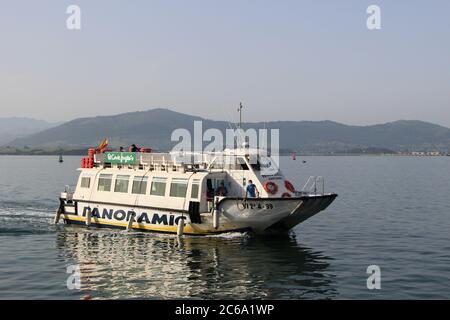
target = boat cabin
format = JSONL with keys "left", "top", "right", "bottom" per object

{"left": 73, "top": 148, "right": 292, "bottom": 214}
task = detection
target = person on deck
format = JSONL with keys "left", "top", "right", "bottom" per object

{"left": 246, "top": 180, "right": 259, "bottom": 198}
{"left": 129, "top": 144, "right": 139, "bottom": 152}
{"left": 216, "top": 182, "right": 228, "bottom": 197}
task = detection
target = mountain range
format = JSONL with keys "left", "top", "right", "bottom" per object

{"left": 0, "top": 117, "right": 57, "bottom": 146}
{"left": 3, "top": 109, "right": 450, "bottom": 153}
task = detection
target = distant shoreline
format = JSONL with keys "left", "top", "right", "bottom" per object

{"left": 0, "top": 151, "right": 448, "bottom": 157}
{"left": 0, "top": 149, "right": 87, "bottom": 156}
{"left": 1, "top": 145, "right": 448, "bottom": 157}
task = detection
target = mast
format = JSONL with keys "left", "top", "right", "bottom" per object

{"left": 237, "top": 102, "right": 249, "bottom": 149}
{"left": 238, "top": 102, "right": 243, "bottom": 129}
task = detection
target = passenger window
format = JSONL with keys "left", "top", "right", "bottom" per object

{"left": 150, "top": 177, "right": 167, "bottom": 196}
{"left": 132, "top": 176, "right": 148, "bottom": 195}
{"left": 191, "top": 179, "right": 200, "bottom": 199}
{"left": 170, "top": 178, "right": 188, "bottom": 198}
{"left": 80, "top": 177, "right": 91, "bottom": 188}
{"left": 114, "top": 175, "right": 130, "bottom": 193}
{"left": 98, "top": 174, "right": 113, "bottom": 192}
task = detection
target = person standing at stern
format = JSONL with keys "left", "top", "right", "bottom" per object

{"left": 246, "top": 180, "right": 259, "bottom": 198}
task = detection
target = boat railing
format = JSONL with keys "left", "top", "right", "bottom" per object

{"left": 299, "top": 176, "right": 325, "bottom": 195}
{"left": 94, "top": 152, "right": 213, "bottom": 170}
{"left": 93, "top": 152, "right": 252, "bottom": 171}
{"left": 141, "top": 152, "right": 217, "bottom": 169}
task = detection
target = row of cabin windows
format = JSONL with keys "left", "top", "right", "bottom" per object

{"left": 81, "top": 174, "right": 200, "bottom": 199}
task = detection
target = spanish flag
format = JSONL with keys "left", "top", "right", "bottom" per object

{"left": 98, "top": 138, "right": 109, "bottom": 151}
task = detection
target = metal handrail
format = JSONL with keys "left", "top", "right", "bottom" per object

{"left": 301, "top": 176, "right": 325, "bottom": 195}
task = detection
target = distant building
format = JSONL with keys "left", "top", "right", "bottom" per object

{"left": 410, "top": 151, "right": 443, "bottom": 156}
{"left": 427, "top": 151, "right": 442, "bottom": 156}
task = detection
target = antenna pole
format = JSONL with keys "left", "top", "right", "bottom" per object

{"left": 238, "top": 102, "right": 243, "bottom": 129}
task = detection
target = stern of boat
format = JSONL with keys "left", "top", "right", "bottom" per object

{"left": 54, "top": 187, "right": 76, "bottom": 224}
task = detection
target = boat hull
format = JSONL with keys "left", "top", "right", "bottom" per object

{"left": 59, "top": 194, "right": 337, "bottom": 235}
{"left": 217, "top": 194, "right": 338, "bottom": 233}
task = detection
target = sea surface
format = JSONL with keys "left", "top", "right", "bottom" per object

{"left": 0, "top": 155, "right": 449, "bottom": 299}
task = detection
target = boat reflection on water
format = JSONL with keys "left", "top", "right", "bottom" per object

{"left": 56, "top": 226, "right": 338, "bottom": 299}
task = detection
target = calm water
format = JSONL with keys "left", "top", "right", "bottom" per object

{"left": 0, "top": 155, "right": 449, "bottom": 299}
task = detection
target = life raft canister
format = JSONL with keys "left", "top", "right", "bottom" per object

{"left": 140, "top": 147, "right": 152, "bottom": 153}
{"left": 88, "top": 148, "right": 96, "bottom": 158}
{"left": 284, "top": 180, "right": 295, "bottom": 193}
{"left": 282, "top": 192, "right": 291, "bottom": 198}
{"left": 263, "top": 181, "right": 278, "bottom": 195}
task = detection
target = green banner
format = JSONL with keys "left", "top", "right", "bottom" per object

{"left": 105, "top": 152, "right": 137, "bottom": 165}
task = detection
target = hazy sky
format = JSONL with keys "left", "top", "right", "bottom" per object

{"left": 1, "top": 0, "right": 449, "bottom": 126}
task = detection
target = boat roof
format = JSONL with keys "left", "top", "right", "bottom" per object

{"left": 90, "top": 147, "right": 272, "bottom": 172}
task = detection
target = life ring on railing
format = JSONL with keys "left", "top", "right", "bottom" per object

{"left": 263, "top": 181, "right": 278, "bottom": 195}
{"left": 282, "top": 192, "right": 291, "bottom": 198}
{"left": 284, "top": 180, "right": 295, "bottom": 193}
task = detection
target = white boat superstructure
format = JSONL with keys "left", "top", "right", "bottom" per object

{"left": 56, "top": 146, "right": 337, "bottom": 235}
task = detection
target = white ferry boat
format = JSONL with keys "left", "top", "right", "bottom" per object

{"left": 55, "top": 146, "right": 337, "bottom": 235}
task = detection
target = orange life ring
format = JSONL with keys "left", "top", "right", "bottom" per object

{"left": 263, "top": 181, "right": 278, "bottom": 195}
{"left": 284, "top": 180, "right": 295, "bottom": 193}
{"left": 282, "top": 192, "right": 291, "bottom": 198}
